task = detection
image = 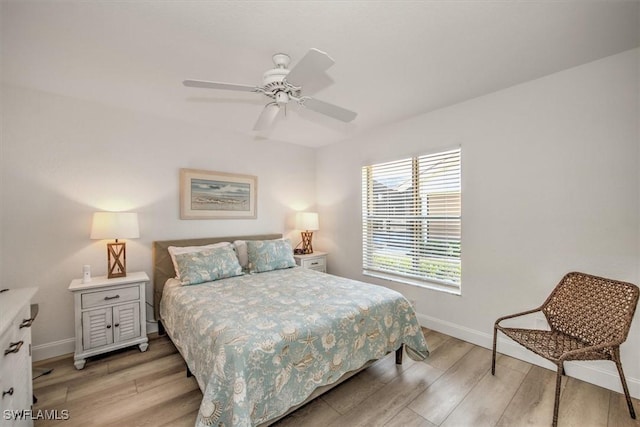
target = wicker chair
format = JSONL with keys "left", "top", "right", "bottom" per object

{"left": 492, "top": 271, "right": 638, "bottom": 427}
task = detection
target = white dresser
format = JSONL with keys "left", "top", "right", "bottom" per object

{"left": 68, "top": 272, "right": 149, "bottom": 370}
{"left": 0, "top": 287, "right": 37, "bottom": 427}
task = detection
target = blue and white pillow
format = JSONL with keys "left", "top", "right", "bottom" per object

{"left": 168, "top": 242, "right": 231, "bottom": 280}
{"left": 174, "top": 245, "right": 243, "bottom": 285}
{"left": 247, "top": 239, "right": 296, "bottom": 273}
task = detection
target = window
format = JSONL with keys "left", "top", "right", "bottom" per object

{"left": 361, "top": 147, "right": 461, "bottom": 293}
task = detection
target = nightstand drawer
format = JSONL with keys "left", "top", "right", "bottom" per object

{"left": 294, "top": 252, "right": 328, "bottom": 273}
{"left": 300, "top": 257, "right": 326, "bottom": 269}
{"left": 81, "top": 285, "right": 140, "bottom": 309}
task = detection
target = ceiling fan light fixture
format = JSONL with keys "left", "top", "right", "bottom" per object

{"left": 275, "top": 91, "right": 289, "bottom": 105}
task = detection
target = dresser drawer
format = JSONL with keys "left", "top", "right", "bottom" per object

{"left": 81, "top": 285, "right": 140, "bottom": 309}
{"left": 0, "top": 326, "right": 13, "bottom": 377}
{"left": 1, "top": 304, "right": 30, "bottom": 363}
{"left": 301, "top": 257, "right": 326, "bottom": 270}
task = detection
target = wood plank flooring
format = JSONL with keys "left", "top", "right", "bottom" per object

{"left": 32, "top": 329, "right": 639, "bottom": 426}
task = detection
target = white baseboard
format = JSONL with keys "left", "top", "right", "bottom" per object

{"left": 416, "top": 312, "right": 640, "bottom": 399}
{"left": 32, "top": 338, "right": 75, "bottom": 362}
{"left": 33, "top": 320, "right": 159, "bottom": 362}
{"left": 147, "top": 320, "right": 159, "bottom": 334}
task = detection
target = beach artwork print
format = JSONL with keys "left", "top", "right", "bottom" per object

{"left": 191, "top": 178, "right": 249, "bottom": 211}
{"left": 180, "top": 169, "right": 257, "bottom": 219}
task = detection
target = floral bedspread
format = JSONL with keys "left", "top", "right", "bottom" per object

{"left": 160, "top": 267, "right": 429, "bottom": 426}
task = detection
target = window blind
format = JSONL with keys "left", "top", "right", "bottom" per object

{"left": 362, "top": 147, "right": 461, "bottom": 290}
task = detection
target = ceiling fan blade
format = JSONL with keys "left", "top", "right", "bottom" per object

{"left": 285, "top": 48, "right": 335, "bottom": 87}
{"left": 183, "top": 80, "right": 258, "bottom": 92}
{"left": 301, "top": 97, "right": 357, "bottom": 122}
{"left": 253, "top": 103, "right": 281, "bottom": 131}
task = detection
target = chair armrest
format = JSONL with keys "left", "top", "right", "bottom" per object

{"left": 495, "top": 307, "right": 543, "bottom": 327}
{"left": 559, "top": 341, "right": 621, "bottom": 362}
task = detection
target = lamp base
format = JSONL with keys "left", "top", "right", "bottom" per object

{"left": 107, "top": 241, "right": 127, "bottom": 279}
{"left": 301, "top": 231, "right": 314, "bottom": 254}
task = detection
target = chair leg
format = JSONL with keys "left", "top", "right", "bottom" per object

{"left": 552, "top": 363, "right": 563, "bottom": 427}
{"left": 613, "top": 350, "right": 636, "bottom": 419}
{"left": 491, "top": 326, "right": 498, "bottom": 375}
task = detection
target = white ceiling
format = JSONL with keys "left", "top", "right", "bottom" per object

{"left": 2, "top": 1, "right": 639, "bottom": 147}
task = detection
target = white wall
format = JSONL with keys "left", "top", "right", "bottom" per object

{"left": 316, "top": 49, "right": 640, "bottom": 397}
{"left": 0, "top": 84, "right": 316, "bottom": 360}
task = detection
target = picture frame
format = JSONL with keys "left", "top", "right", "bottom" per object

{"left": 180, "top": 168, "right": 257, "bottom": 219}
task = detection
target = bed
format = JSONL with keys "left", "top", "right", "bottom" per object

{"left": 153, "top": 234, "right": 429, "bottom": 426}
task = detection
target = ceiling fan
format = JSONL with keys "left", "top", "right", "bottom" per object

{"left": 183, "top": 48, "right": 357, "bottom": 131}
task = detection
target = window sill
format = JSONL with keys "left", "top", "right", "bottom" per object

{"left": 363, "top": 270, "right": 461, "bottom": 296}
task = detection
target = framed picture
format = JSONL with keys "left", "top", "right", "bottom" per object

{"left": 180, "top": 169, "right": 257, "bottom": 219}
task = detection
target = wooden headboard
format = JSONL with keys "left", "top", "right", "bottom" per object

{"left": 152, "top": 234, "right": 282, "bottom": 320}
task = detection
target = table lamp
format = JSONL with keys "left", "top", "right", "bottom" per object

{"left": 296, "top": 212, "right": 319, "bottom": 254}
{"left": 90, "top": 212, "right": 140, "bottom": 278}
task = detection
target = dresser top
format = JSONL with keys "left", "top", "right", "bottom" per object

{"left": 0, "top": 287, "right": 38, "bottom": 335}
{"left": 68, "top": 271, "right": 149, "bottom": 292}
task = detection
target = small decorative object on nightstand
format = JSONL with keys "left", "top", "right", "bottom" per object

{"left": 68, "top": 271, "right": 149, "bottom": 370}
{"left": 294, "top": 251, "right": 327, "bottom": 273}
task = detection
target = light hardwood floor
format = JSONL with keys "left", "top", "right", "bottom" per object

{"left": 32, "top": 329, "right": 639, "bottom": 427}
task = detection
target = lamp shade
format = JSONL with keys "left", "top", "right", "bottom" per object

{"left": 90, "top": 212, "right": 140, "bottom": 240}
{"left": 296, "top": 212, "right": 319, "bottom": 231}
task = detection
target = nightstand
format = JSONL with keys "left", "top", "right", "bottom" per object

{"left": 293, "top": 252, "right": 327, "bottom": 273}
{"left": 68, "top": 271, "right": 149, "bottom": 369}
